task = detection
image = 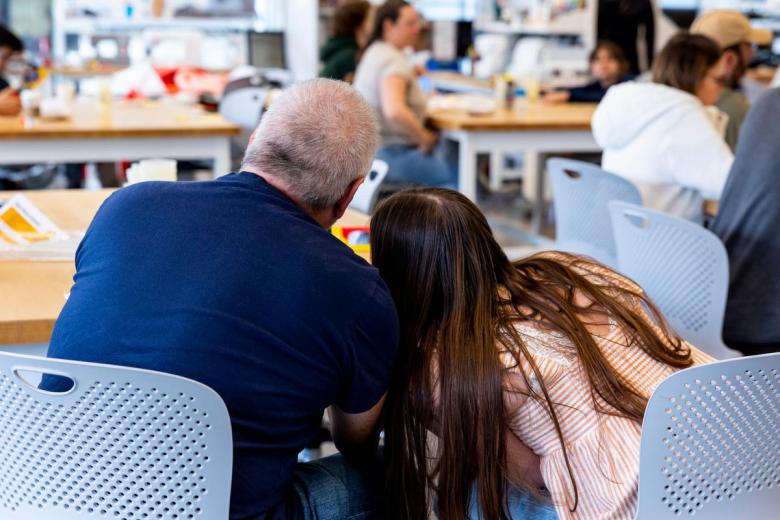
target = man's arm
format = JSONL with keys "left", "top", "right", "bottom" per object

{"left": 328, "top": 394, "right": 386, "bottom": 463}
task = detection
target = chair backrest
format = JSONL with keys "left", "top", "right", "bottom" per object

{"left": 609, "top": 201, "right": 738, "bottom": 359}
{"left": 218, "top": 84, "right": 269, "bottom": 130}
{"left": 548, "top": 158, "right": 641, "bottom": 265}
{"left": 636, "top": 353, "right": 780, "bottom": 519}
{"left": 349, "top": 159, "right": 390, "bottom": 214}
{"left": 0, "top": 352, "right": 233, "bottom": 520}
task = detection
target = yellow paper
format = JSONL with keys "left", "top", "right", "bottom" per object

{"left": 0, "top": 195, "right": 65, "bottom": 245}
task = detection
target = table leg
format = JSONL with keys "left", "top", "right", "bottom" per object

{"left": 457, "top": 132, "right": 477, "bottom": 201}
{"left": 489, "top": 149, "right": 502, "bottom": 192}
{"left": 213, "top": 138, "right": 232, "bottom": 178}
{"left": 527, "top": 151, "right": 546, "bottom": 235}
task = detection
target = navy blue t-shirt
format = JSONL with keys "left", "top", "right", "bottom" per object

{"left": 46, "top": 172, "right": 399, "bottom": 519}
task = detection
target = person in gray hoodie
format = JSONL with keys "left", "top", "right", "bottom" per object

{"left": 710, "top": 88, "right": 780, "bottom": 356}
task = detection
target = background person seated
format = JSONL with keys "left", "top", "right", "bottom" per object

{"left": 0, "top": 25, "right": 23, "bottom": 117}
{"left": 592, "top": 33, "right": 734, "bottom": 223}
{"left": 543, "top": 41, "right": 634, "bottom": 104}
{"left": 691, "top": 10, "right": 773, "bottom": 151}
{"left": 353, "top": 0, "right": 457, "bottom": 189}
{"left": 320, "top": 0, "right": 373, "bottom": 83}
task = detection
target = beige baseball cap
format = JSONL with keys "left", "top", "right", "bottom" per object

{"left": 691, "top": 10, "right": 773, "bottom": 50}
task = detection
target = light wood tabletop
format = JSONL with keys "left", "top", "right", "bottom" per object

{"left": 0, "top": 188, "right": 369, "bottom": 345}
{"left": 0, "top": 99, "right": 241, "bottom": 140}
{"left": 428, "top": 99, "right": 596, "bottom": 132}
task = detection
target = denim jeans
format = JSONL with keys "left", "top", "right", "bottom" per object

{"left": 468, "top": 484, "right": 557, "bottom": 520}
{"left": 377, "top": 141, "right": 459, "bottom": 189}
{"left": 292, "top": 454, "right": 384, "bottom": 520}
{"left": 291, "top": 453, "right": 556, "bottom": 520}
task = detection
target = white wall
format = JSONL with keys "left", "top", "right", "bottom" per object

{"left": 285, "top": 0, "right": 319, "bottom": 81}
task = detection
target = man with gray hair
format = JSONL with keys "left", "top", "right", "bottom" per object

{"left": 46, "top": 79, "right": 399, "bottom": 519}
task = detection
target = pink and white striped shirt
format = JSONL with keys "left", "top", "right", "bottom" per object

{"left": 506, "top": 257, "right": 713, "bottom": 519}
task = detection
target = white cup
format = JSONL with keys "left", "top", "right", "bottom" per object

{"left": 20, "top": 89, "right": 41, "bottom": 115}
{"left": 137, "top": 159, "right": 177, "bottom": 182}
{"left": 56, "top": 81, "right": 76, "bottom": 103}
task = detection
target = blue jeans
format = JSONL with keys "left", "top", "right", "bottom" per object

{"left": 291, "top": 453, "right": 556, "bottom": 520}
{"left": 468, "top": 484, "right": 557, "bottom": 520}
{"left": 292, "top": 454, "right": 384, "bottom": 520}
{"left": 377, "top": 141, "right": 459, "bottom": 189}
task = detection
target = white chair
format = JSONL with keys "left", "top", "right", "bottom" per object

{"left": 609, "top": 202, "right": 740, "bottom": 360}
{"left": 0, "top": 352, "right": 233, "bottom": 519}
{"left": 349, "top": 159, "right": 389, "bottom": 214}
{"left": 636, "top": 353, "right": 780, "bottom": 519}
{"left": 218, "top": 84, "right": 269, "bottom": 130}
{"left": 548, "top": 158, "right": 642, "bottom": 267}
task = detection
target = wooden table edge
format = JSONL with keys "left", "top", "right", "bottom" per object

{"left": 429, "top": 120, "right": 594, "bottom": 132}
{"left": 0, "top": 127, "right": 241, "bottom": 139}
{"left": 0, "top": 319, "right": 56, "bottom": 345}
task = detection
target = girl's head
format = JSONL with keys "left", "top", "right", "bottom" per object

{"left": 332, "top": 0, "right": 373, "bottom": 47}
{"left": 652, "top": 32, "right": 725, "bottom": 105}
{"left": 371, "top": 188, "right": 693, "bottom": 519}
{"left": 368, "top": 1, "right": 421, "bottom": 49}
{"left": 589, "top": 41, "right": 628, "bottom": 85}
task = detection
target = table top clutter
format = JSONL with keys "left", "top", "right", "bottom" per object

{"left": 0, "top": 99, "right": 241, "bottom": 139}
{"left": 0, "top": 188, "right": 369, "bottom": 345}
{"left": 427, "top": 97, "right": 597, "bottom": 132}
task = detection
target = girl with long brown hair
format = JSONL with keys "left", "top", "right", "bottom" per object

{"left": 370, "top": 188, "right": 713, "bottom": 519}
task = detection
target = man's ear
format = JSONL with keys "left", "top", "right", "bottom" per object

{"left": 721, "top": 50, "right": 739, "bottom": 75}
{"left": 333, "top": 176, "right": 366, "bottom": 221}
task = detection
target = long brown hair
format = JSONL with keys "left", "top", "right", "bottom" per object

{"left": 370, "top": 188, "right": 693, "bottom": 519}
{"left": 652, "top": 32, "right": 722, "bottom": 94}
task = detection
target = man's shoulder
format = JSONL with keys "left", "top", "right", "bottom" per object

{"left": 718, "top": 89, "right": 749, "bottom": 113}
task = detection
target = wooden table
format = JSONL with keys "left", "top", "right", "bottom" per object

{"left": 426, "top": 71, "right": 493, "bottom": 95}
{"left": 0, "top": 99, "right": 240, "bottom": 176}
{"left": 0, "top": 189, "right": 369, "bottom": 346}
{"left": 428, "top": 98, "right": 598, "bottom": 233}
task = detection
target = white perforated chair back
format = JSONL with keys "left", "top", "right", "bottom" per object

{"left": 548, "top": 158, "right": 641, "bottom": 266}
{"left": 349, "top": 159, "right": 389, "bottom": 214}
{"left": 636, "top": 353, "right": 780, "bottom": 519}
{"left": 218, "top": 86, "right": 269, "bottom": 130}
{"left": 0, "top": 352, "right": 233, "bottom": 520}
{"left": 609, "top": 202, "right": 740, "bottom": 360}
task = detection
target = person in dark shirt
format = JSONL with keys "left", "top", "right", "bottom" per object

{"left": 0, "top": 25, "right": 23, "bottom": 116}
{"left": 598, "top": 0, "right": 655, "bottom": 75}
{"left": 320, "top": 0, "right": 373, "bottom": 82}
{"left": 45, "top": 78, "right": 399, "bottom": 519}
{"left": 543, "top": 41, "right": 633, "bottom": 104}
{"left": 710, "top": 88, "right": 780, "bottom": 356}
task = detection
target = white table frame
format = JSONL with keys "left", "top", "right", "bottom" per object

{"left": 443, "top": 128, "right": 599, "bottom": 234}
{"left": 0, "top": 135, "right": 232, "bottom": 177}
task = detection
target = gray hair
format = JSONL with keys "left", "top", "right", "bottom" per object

{"left": 242, "top": 78, "right": 379, "bottom": 210}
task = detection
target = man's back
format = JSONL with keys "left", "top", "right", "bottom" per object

{"left": 47, "top": 172, "right": 398, "bottom": 518}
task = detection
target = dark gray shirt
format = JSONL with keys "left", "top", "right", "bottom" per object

{"left": 711, "top": 88, "right": 780, "bottom": 351}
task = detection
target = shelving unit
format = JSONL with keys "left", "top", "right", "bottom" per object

{"left": 473, "top": 0, "right": 597, "bottom": 48}
{"left": 50, "top": 0, "right": 288, "bottom": 73}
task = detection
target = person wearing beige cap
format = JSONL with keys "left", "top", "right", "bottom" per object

{"left": 691, "top": 10, "right": 772, "bottom": 150}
